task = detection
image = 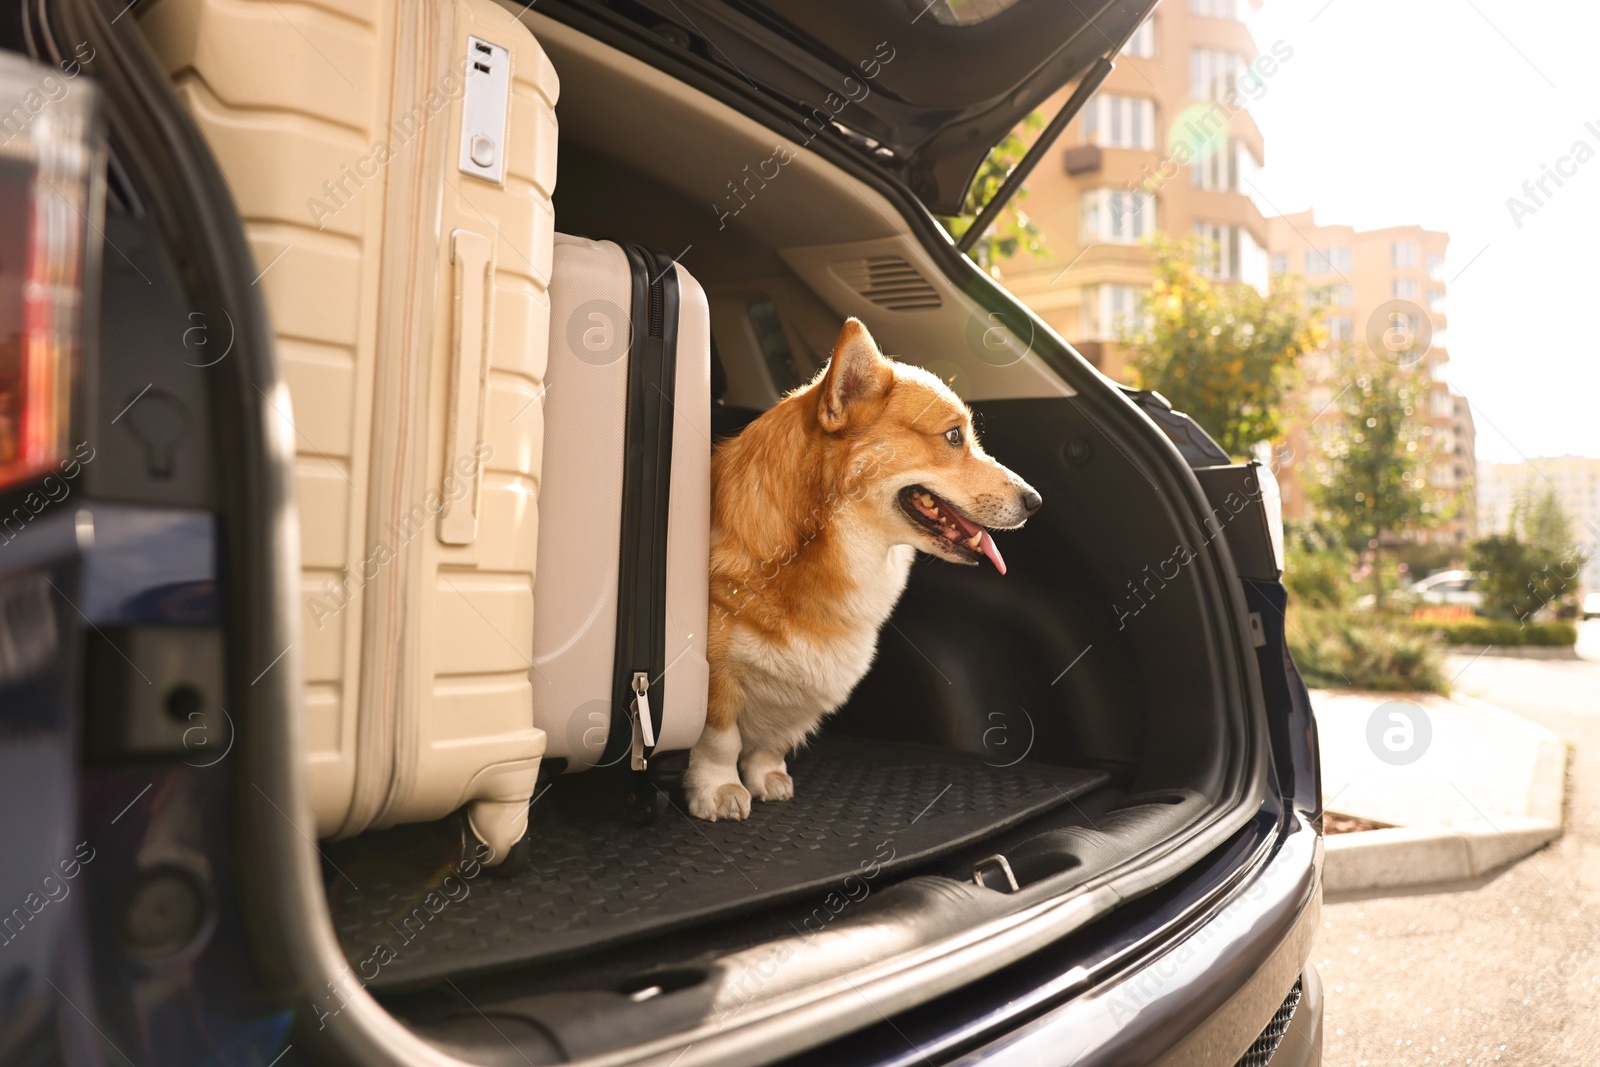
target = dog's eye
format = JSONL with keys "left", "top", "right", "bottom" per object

{"left": 944, "top": 427, "right": 963, "bottom": 448}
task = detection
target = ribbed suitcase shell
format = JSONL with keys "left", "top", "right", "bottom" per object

{"left": 533, "top": 235, "right": 709, "bottom": 770}
{"left": 141, "top": 0, "right": 557, "bottom": 858}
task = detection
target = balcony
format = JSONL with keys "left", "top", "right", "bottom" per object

{"left": 1062, "top": 144, "right": 1103, "bottom": 175}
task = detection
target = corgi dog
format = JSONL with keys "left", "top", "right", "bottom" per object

{"left": 686, "top": 318, "right": 1042, "bottom": 821}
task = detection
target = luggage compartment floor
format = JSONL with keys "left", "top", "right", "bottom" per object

{"left": 324, "top": 736, "right": 1106, "bottom": 989}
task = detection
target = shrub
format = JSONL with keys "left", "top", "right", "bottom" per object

{"left": 1406, "top": 617, "right": 1577, "bottom": 648}
{"left": 1285, "top": 545, "right": 1353, "bottom": 612}
{"left": 1288, "top": 608, "right": 1449, "bottom": 694}
{"left": 1284, "top": 523, "right": 1354, "bottom": 612}
{"left": 1524, "top": 622, "right": 1578, "bottom": 647}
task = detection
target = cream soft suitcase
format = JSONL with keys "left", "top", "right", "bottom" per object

{"left": 531, "top": 236, "right": 709, "bottom": 817}
{"left": 140, "top": 0, "right": 557, "bottom": 862}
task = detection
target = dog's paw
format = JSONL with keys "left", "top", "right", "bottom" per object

{"left": 689, "top": 782, "right": 752, "bottom": 822}
{"left": 750, "top": 770, "right": 794, "bottom": 803}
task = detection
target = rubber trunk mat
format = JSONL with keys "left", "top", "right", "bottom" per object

{"left": 324, "top": 737, "right": 1106, "bottom": 988}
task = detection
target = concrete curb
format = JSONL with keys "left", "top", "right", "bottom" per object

{"left": 1324, "top": 816, "right": 1563, "bottom": 894}
{"left": 1448, "top": 643, "right": 1579, "bottom": 660}
{"left": 1449, "top": 693, "right": 1571, "bottom": 826}
{"left": 1318, "top": 691, "right": 1571, "bottom": 895}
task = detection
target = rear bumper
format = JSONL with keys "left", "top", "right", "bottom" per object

{"left": 955, "top": 812, "right": 1322, "bottom": 1067}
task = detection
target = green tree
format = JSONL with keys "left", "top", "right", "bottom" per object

{"left": 1308, "top": 355, "right": 1443, "bottom": 602}
{"left": 1472, "top": 487, "right": 1585, "bottom": 620}
{"left": 1128, "top": 236, "right": 1323, "bottom": 459}
{"left": 939, "top": 111, "right": 1047, "bottom": 276}
{"left": 1470, "top": 534, "right": 1543, "bottom": 621}
{"left": 1513, "top": 485, "right": 1576, "bottom": 555}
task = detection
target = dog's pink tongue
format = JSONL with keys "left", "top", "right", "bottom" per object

{"left": 941, "top": 505, "right": 1007, "bottom": 575}
{"left": 978, "top": 530, "right": 1007, "bottom": 575}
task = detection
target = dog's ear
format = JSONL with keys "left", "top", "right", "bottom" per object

{"left": 817, "top": 318, "right": 891, "bottom": 432}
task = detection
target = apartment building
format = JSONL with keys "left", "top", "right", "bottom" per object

{"left": 999, "top": 0, "right": 1274, "bottom": 382}
{"left": 1264, "top": 212, "right": 1477, "bottom": 546}
{"left": 1478, "top": 456, "right": 1600, "bottom": 594}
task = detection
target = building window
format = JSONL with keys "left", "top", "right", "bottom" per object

{"left": 1270, "top": 252, "right": 1288, "bottom": 276}
{"left": 1383, "top": 310, "right": 1420, "bottom": 345}
{"left": 1192, "top": 222, "right": 1269, "bottom": 290}
{"left": 1189, "top": 0, "right": 1242, "bottom": 19}
{"left": 1429, "top": 359, "right": 1449, "bottom": 382}
{"left": 1392, "top": 240, "right": 1419, "bottom": 268}
{"left": 1302, "top": 351, "right": 1333, "bottom": 379}
{"left": 1236, "top": 143, "right": 1259, "bottom": 192}
{"left": 1328, "top": 315, "right": 1354, "bottom": 343}
{"left": 1428, "top": 288, "right": 1446, "bottom": 312}
{"left": 1190, "top": 139, "right": 1259, "bottom": 192}
{"left": 1081, "top": 189, "right": 1155, "bottom": 243}
{"left": 1122, "top": 16, "right": 1155, "bottom": 58}
{"left": 1393, "top": 278, "right": 1419, "bottom": 299}
{"left": 1432, "top": 327, "right": 1448, "bottom": 349}
{"left": 1329, "top": 284, "right": 1353, "bottom": 306}
{"left": 1190, "top": 47, "right": 1245, "bottom": 102}
{"left": 1427, "top": 252, "right": 1446, "bottom": 280}
{"left": 1081, "top": 95, "right": 1156, "bottom": 150}
{"left": 1303, "top": 247, "right": 1351, "bottom": 274}
{"left": 1429, "top": 391, "right": 1454, "bottom": 417}
{"left": 1082, "top": 284, "right": 1150, "bottom": 341}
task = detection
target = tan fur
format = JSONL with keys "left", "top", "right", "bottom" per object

{"left": 686, "top": 319, "right": 1040, "bottom": 820}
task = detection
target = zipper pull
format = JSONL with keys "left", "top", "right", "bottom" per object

{"left": 630, "top": 671, "right": 655, "bottom": 770}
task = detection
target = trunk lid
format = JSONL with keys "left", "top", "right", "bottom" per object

{"left": 594, "top": 0, "right": 1158, "bottom": 214}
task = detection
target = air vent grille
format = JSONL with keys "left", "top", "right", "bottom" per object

{"left": 1233, "top": 975, "right": 1304, "bottom": 1067}
{"left": 830, "top": 256, "right": 942, "bottom": 312}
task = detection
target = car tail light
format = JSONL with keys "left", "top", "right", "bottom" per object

{"left": 0, "top": 52, "right": 102, "bottom": 490}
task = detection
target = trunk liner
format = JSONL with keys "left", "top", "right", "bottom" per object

{"left": 324, "top": 737, "right": 1106, "bottom": 988}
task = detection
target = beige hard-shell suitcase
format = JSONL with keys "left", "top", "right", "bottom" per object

{"left": 531, "top": 237, "right": 710, "bottom": 792}
{"left": 140, "top": 0, "right": 557, "bottom": 861}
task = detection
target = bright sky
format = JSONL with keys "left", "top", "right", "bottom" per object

{"left": 1245, "top": 0, "right": 1600, "bottom": 465}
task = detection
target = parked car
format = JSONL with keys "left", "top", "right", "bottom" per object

{"left": 1407, "top": 569, "right": 1485, "bottom": 610}
{"left": 0, "top": 2, "right": 1322, "bottom": 1066}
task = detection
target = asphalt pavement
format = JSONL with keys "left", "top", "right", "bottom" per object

{"left": 1316, "top": 619, "right": 1600, "bottom": 1066}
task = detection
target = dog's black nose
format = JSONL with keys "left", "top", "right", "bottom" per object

{"left": 1022, "top": 488, "right": 1042, "bottom": 515}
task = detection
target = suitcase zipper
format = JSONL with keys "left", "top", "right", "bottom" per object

{"left": 608, "top": 246, "right": 678, "bottom": 771}
{"left": 630, "top": 671, "right": 655, "bottom": 770}
{"left": 647, "top": 266, "right": 665, "bottom": 337}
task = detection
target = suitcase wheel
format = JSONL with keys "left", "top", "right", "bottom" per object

{"left": 626, "top": 781, "right": 669, "bottom": 826}
{"left": 452, "top": 808, "right": 531, "bottom": 878}
{"left": 486, "top": 836, "right": 531, "bottom": 879}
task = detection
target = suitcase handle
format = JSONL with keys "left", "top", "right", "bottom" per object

{"left": 440, "top": 229, "right": 494, "bottom": 545}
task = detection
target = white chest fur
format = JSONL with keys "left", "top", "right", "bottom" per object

{"left": 730, "top": 525, "right": 914, "bottom": 751}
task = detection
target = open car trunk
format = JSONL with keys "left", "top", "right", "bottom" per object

{"left": 285, "top": 9, "right": 1269, "bottom": 1062}
{"left": 55, "top": 0, "right": 1273, "bottom": 1054}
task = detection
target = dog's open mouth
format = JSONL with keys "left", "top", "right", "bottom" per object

{"left": 898, "top": 486, "right": 1007, "bottom": 575}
